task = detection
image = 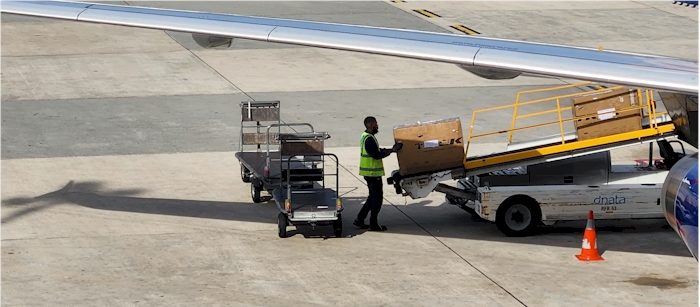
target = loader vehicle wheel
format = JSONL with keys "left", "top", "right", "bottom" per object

{"left": 496, "top": 197, "right": 541, "bottom": 237}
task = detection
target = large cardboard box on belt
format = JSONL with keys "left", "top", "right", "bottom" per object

{"left": 571, "top": 88, "right": 642, "bottom": 141}
{"left": 393, "top": 117, "right": 465, "bottom": 176}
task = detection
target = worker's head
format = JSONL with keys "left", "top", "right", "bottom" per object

{"left": 364, "top": 116, "right": 378, "bottom": 134}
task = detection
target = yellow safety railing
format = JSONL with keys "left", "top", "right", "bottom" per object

{"left": 507, "top": 82, "right": 625, "bottom": 143}
{"left": 465, "top": 82, "right": 669, "bottom": 157}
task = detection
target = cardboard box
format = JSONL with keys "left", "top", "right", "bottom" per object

{"left": 572, "top": 88, "right": 639, "bottom": 116}
{"left": 571, "top": 88, "right": 642, "bottom": 141}
{"left": 393, "top": 117, "right": 465, "bottom": 176}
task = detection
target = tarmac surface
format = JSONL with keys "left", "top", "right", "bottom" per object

{"left": 2, "top": 1, "right": 698, "bottom": 306}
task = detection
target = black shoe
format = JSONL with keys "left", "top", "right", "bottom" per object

{"left": 369, "top": 225, "right": 388, "bottom": 232}
{"left": 353, "top": 219, "right": 370, "bottom": 229}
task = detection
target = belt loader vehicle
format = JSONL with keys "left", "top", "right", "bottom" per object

{"left": 438, "top": 141, "right": 688, "bottom": 236}
{"left": 387, "top": 84, "right": 690, "bottom": 236}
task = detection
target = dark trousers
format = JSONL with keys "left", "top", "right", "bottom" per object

{"left": 356, "top": 176, "right": 383, "bottom": 226}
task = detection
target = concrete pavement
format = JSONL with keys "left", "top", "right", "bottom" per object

{"left": 2, "top": 146, "right": 697, "bottom": 306}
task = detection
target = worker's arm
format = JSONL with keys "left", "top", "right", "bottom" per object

{"left": 364, "top": 135, "right": 393, "bottom": 160}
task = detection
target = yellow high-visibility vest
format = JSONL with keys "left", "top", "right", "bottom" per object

{"left": 359, "top": 132, "right": 385, "bottom": 177}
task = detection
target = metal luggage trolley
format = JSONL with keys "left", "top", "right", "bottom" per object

{"left": 237, "top": 100, "right": 280, "bottom": 186}
{"left": 234, "top": 101, "right": 343, "bottom": 238}
{"left": 273, "top": 133, "right": 343, "bottom": 238}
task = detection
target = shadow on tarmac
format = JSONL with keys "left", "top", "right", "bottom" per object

{"left": 1, "top": 180, "right": 370, "bottom": 239}
{"left": 2, "top": 180, "right": 694, "bottom": 258}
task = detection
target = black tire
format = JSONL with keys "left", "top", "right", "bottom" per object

{"left": 495, "top": 197, "right": 541, "bottom": 237}
{"left": 278, "top": 212, "right": 287, "bottom": 238}
{"left": 251, "top": 182, "right": 263, "bottom": 203}
{"left": 240, "top": 163, "right": 251, "bottom": 183}
{"left": 333, "top": 214, "right": 343, "bottom": 238}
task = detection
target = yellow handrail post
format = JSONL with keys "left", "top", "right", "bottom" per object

{"left": 652, "top": 91, "right": 656, "bottom": 129}
{"left": 648, "top": 90, "right": 654, "bottom": 129}
{"left": 645, "top": 89, "right": 653, "bottom": 129}
{"left": 651, "top": 90, "right": 658, "bottom": 130}
{"left": 556, "top": 98, "right": 566, "bottom": 144}
{"left": 509, "top": 92, "right": 521, "bottom": 143}
{"left": 644, "top": 89, "right": 649, "bottom": 128}
{"left": 466, "top": 110, "right": 478, "bottom": 158}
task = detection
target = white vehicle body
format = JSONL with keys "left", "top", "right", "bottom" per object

{"left": 441, "top": 142, "right": 685, "bottom": 236}
{"left": 470, "top": 183, "right": 664, "bottom": 236}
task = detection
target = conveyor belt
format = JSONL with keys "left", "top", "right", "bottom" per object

{"left": 388, "top": 125, "right": 677, "bottom": 183}
{"left": 463, "top": 123, "right": 676, "bottom": 177}
{"left": 463, "top": 125, "right": 676, "bottom": 176}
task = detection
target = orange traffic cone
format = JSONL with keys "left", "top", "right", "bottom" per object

{"left": 575, "top": 210, "right": 604, "bottom": 261}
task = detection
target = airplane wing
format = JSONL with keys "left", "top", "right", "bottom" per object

{"left": 1, "top": 0, "right": 698, "bottom": 95}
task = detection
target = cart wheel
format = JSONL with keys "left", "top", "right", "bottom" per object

{"left": 251, "top": 182, "right": 263, "bottom": 203}
{"left": 278, "top": 212, "right": 287, "bottom": 238}
{"left": 240, "top": 163, "right": 251, "bottom": 183}
{"left": 333, "top": 214, "right": 343, "bottom": 238}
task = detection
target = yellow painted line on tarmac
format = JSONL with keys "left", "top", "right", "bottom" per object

{"left": 413, "top": 9, "right": 440, "bottom": 18}
{"left": 450, "top": 25, "right": 480, "bottom": 35}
